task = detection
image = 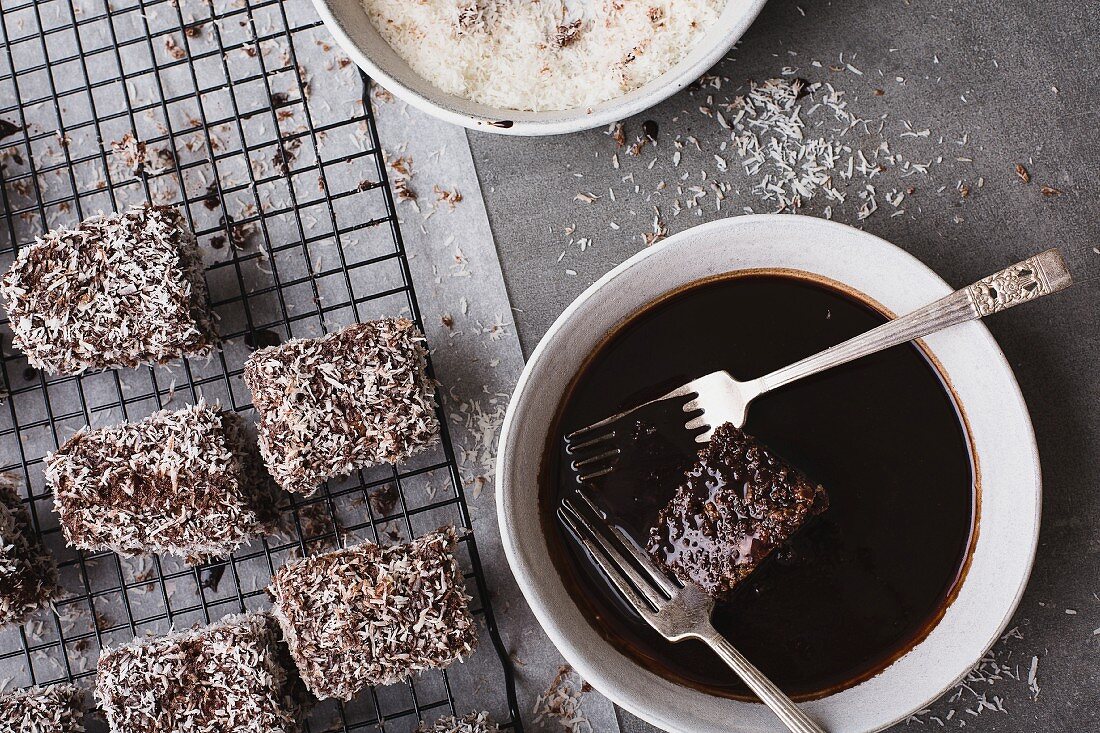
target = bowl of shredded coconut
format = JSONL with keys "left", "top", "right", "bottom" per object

{"left": 312, "top": 0, "right": 768, "bottom": 134}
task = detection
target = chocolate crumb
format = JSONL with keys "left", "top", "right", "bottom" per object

{"left": 202, "top": 183, "right": 221, "bottom": 210}
{"left": 609, "top": 121, "right": 626, "bottom": 148}
{"left": 164, "top": 35, "right": 186, "bottom": 60}
{"left": 368, "top": 482, "right": 399, "bottom": 515}
{"left": 434, "top": 185, "right": 463, "bottom": 209}
{"left": 199, "top": 563, "right": 228, "bottom": 592}
{"left": 394, "top": 177, "right": 417, "bottom": 201}
{"left": 245, "top": 329, "right": 283, "bottom": 349}
{"left": 0, "top": 120, "right": 21, "bottom": 140}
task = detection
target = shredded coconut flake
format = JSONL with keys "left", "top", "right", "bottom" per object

{"left": 0, "top": 684, "right": 84, "bottom": 732}
{"left": 0, "top": 474, "right": 59, "bottom": 628}
{"left": 269, "top": 527, "right": 477, "bottom": 701}
{"left": 363, "top": 0, "right": 725, "bottom": 111}
{"left": 1, "top": 204, "right": 218, "bottom": 375}
{"left": 244, "top": 319, "right": 440, "bottom": 496}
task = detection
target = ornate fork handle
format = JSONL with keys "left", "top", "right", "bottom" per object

{"left": 757, "top": 249, "right": 1072, "bottom": 394}
{"left": 694, "top": 627, "right": 826, "bottom": 733}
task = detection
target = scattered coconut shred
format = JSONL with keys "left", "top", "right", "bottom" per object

{"left": 362, "top": 0, "right": 725, "bottom": 111}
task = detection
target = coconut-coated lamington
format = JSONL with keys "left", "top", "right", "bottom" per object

{"left": 0, "top": 473, "right": 58, "bottom": 627}
{"left": 243, "top": 319, "right": 439, "bottom": 496}
{"left": 0, "top": 684, "right": 85, "bottom": 732}
{"left": 95, "top": 613, "right": 308, "bottom": 733}
{"left": 648, "top": 423, "right": 828, "bottom": 600}
{"left": 0, "top": 203, "right": 218, "bottom": 375}
{"left": 269, "top": 527, "right": 477, "bottom": 701}
{"left": 417, "top": 712, "right": 500, "bottom": 733}
{"left": 46, "top": 402, "right": 275, "bottom": 564}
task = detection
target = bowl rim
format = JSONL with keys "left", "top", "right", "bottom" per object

{"left": 496, "top": 214, "right": 1041, "bottom": 732}
{"left": 309, "top": 0, "right": 770, "bottom": 136}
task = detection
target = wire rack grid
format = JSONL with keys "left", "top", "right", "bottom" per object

{"left": 0, "top": 0, "right": 522, "bottom": 730}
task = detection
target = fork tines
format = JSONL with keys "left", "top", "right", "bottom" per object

{"left": 558, "top": 489, "right": 680, "bottom": 617}
{"left": 564, "top": 386, "right": 700, "bottom": 484}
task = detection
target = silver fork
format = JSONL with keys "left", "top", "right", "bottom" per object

{"left": 559, "top": 490, "right": 827, "bottom": 733}
{"left": 567, "top": 248, "right": 1072, "bottom": 482}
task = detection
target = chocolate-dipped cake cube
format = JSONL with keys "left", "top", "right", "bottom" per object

{"left": 648, "top": 422, "right": 828, "bottom": 599}
{"left": 0, "top": 473, "right": 58, "bottom": 627}
{"left": 417, "top": 712, "right": 500, "bottom": 733}
{"left": 269, "top": 527, "right": 477, "bottom": 701}
{"left": 95, "top": 612, "right": 308, "bottom": 733}
{"left": 1, "top": 203, "right": 217, "bottom": 375}
{"left": 46, "top": 402, "right": 275, "bottom": 564}
{"left": 0, "top": 684, "right": 84, "bottom": 732}
{"left": 244, "top": 319, "right": 439, "bottom": 496}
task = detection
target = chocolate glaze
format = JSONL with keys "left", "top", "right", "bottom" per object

{"left": 543, "top": 273, "right": 974, "bottom": 699}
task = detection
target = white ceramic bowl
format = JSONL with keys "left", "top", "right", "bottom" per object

{"left": 310, "top": 0, "right": 768, "bottom": 135}
{"left": 496, "top": 215, "right": 1041, "bottom": 732}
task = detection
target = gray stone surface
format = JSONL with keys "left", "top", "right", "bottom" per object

{"left": 466, "top": 0, "right": 1099, "bottom": 730}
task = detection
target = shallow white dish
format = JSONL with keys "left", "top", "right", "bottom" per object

{"left": 496, "top": 214, "right": 1041, "bottom": 732}
{"left": 310, "top": 0, "right": 768, "bottom": 135}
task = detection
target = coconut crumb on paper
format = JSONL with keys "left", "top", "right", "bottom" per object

{"left": 417, "top": 711, "right": 500, "bottom": 733}
{"left": 448, "top": 388, "right": 508, "bottom": 497}
{"left": 533, "top": 665, "right": 594, "bottom": 733}
{"left": 110, "top": 132, "right": 174, "bottom": 178}
{"left": 435, "top": 185, "right": 464, "bottom": 209}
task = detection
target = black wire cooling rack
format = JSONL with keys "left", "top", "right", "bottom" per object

{"left": 0, "top": 0, "right": 522, "bottom": 730}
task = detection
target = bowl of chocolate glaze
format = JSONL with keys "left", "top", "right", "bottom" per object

{"left": 496, "top": 214, "right": 1041, "bottom": 733}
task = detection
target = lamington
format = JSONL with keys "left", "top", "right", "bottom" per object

{"left": 648, "top": 423, "right": 828, "bottom": 599}
{"left": 244, "top": 319, "right": 439, "bottom": 496}
{"left": 0, "top": 473, "right": 58, "bottom": 627}
{"left": 46, "top": 402, "right": 276, "bottom": 564}
{"left": 269, "top": 527, "right": 477, "bottom": 701}
{"left": 0, "top": 684, "right": 84, "bottom": 732}
{"left": 0, "top": 203, "right": 218, "bottom": 375}
{"left": 417, "top": 712, "right": 499, "bottom": 733}
{"left": 95, "top": 612, "right": 308, "bottom": 733}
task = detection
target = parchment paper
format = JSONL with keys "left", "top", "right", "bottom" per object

{"left": 371, "top": 93, "right": 622, "bottom": 733}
